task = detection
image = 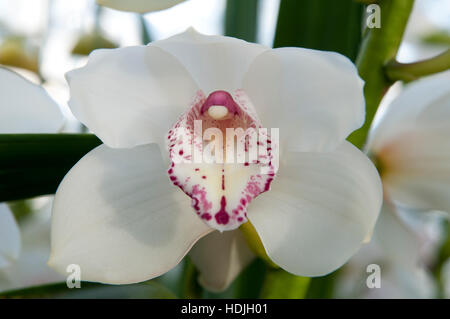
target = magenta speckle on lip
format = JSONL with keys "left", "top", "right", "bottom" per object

{"left": 215, "top": 196, "right": 230, "bottom": 225}
{"left": 201, "top": 213, "right": 212, "bottom": 221}
{"left": 221, "top": 173, "right": 225, "bottom": 190}
{"left": 200, "top": 90, "right": 240, "bottom": 116}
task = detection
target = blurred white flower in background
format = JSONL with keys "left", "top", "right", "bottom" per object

{"left": 0, "top": 198, "right": 64, "bottom": 293}
{"left": 338, "top": 70, "right": 450, "bottom": 298}
{"left": 0, "top": 0, "right": 47, "bottom": 75}
{"left": 368, "top": 70, "right": 450, "bottom": 213}
{"left": 0, "top": 67, "right": 64, "bottom": 133}
{"left": 336, "top": 203, "right": 439, "bottom": 298}
{"left": 144, "top": 0, "right": 224, "bottom": 40}
{"left": 0, "top": 0, "right": 47, "bottom": 36}
{"left": 398, "top": 0, "right": 450, "bottom": 62}
{"left": 97, "top": 0, "right": 187, "bottom": 13}
{"left": 0, "top": 204, "right": 20, "bottom": 269}
{"left": 0, "top": 67, "right": 64, "bottom": 289}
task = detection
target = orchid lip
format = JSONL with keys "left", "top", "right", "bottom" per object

{"left": 167, "top": 90, "right": 277, "bottom": 232}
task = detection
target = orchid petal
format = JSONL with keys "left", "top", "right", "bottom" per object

{"left": 248, "top": 141, "right": 382, "bottom": 276}
{"left": 368, "top": 70, "right": 450, "bottom": 151}
{"left": 0, "top": 204, "right": 20, "bottom": 268}
{"left": 97, "top": 0, "right": 185, "bottom": 13}
{"left": 49, "top": 144, "right": 212, "bottom": 284}
{"left": 189, "top": 230, "right": 254, "bottom": 292}
{"left": 153, "top": 28, "right": 269, "bottom": 94}
{"left": 0, "top": 68, "right": 64, "bottom": 133}
{"left": 0, "top": 203, "right": 63, "bottom": 292}
{"left": 369, "top": 71, "right": 450, "bottom": 212}
{"left": 242, "top": 48, "right": 365, "bottom": 152}
{"left": 372, "top": 202, "right": 425, "bottom": 267}
{"left": 378, "top": 126, "right": 450, "bottom": 213}
{"left": 66, "top": 46, "right": 199, "bottom": 149}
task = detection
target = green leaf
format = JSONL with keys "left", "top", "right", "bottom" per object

{"left": 0, "top": 281, "right": 176, "bottom": 299}
{"left": 274, "top": 0, "right": 364, "bottom": 61}
{"left": 0, "top": 134, "right": 102, "bottom": 202}
{"left": 225, "top": 0, "right": 259, "bottom": 42}
{"left": 259, "top": 268, "right": 310, "bottom": 299}
{"left": 432, "top": 220, "right": 450, "bottom": 299}
{"left": 304, "top": 269, "right": 339, "bottom": 299}
{"left": 231, "top": 258, "right": 266, "bottom": 298}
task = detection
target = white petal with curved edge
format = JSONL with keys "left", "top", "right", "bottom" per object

{"left": 66, "top": 46, "right": 199, "bottom": 149}
{"left": 153, "top": 28, "right": 269, "bottom": 94}
{"left": 49, "top": 144, "right": 212, "bottom": 284}
{"left": 0, "top": 68, "right": 64, "bottom": 133}
{"left": 0, "top": 202, "right": 63, "bottom": 292}
{"left": 373, "top": 202, "right": 425, "bottom": 267}
{"left": 242, "top": 48, "right": 365, "bottom": 152}
{"left": 0, "top": 204, "right": 21, "bottom": 268}
{"left": 368, "top": 70, "right": 450, "bottom": 151}
{"left": 97, "top": 0, "right": 185, "bottom": 13}
{"left": 379, "top": 126, "right": 450, "bottom": 213}
{"left": 248, "top": 141, "right": 382, "bottom": 276}
{"left": 189, "top": 230, "right": 254, "bottom": 292}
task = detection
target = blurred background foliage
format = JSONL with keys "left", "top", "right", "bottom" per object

{"left": 0, "top": 0, "right": 449, "bottom": 299}
{"left": 274, "top": 0, "right": 363, "bottom": 61}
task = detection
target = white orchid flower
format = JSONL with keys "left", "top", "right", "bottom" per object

{"left": 97, "top": 0, "right": 186, "bottom": 13}
{"left": 0, "top": 67, "right": 64, "bottom": 269}
{"left": 367, "top": 70, "right": 450, "bottom": 213}
{"left": 0, "top": 199, "right": 64, "bottom": 293}
{"left": 48, "top": 29, "right": 382, "bottom": 291}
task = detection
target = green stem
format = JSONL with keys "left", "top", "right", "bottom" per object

{"left": 304, "top": 270, "right": 340, "bottom": 299}
{"left": 260, "top": 268, "right": 310, "bottom": 299}
{"left": 347, "top": 0, "right": 415, "bottom": 148}
{"left": 182, "top": 258, "right": 203, "bottom": 299}
{"left": 431, "top": 220, "right": 450, "bottom": 299}
{"left": 385, "top": 49, "right": 450, "bottom": 82}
